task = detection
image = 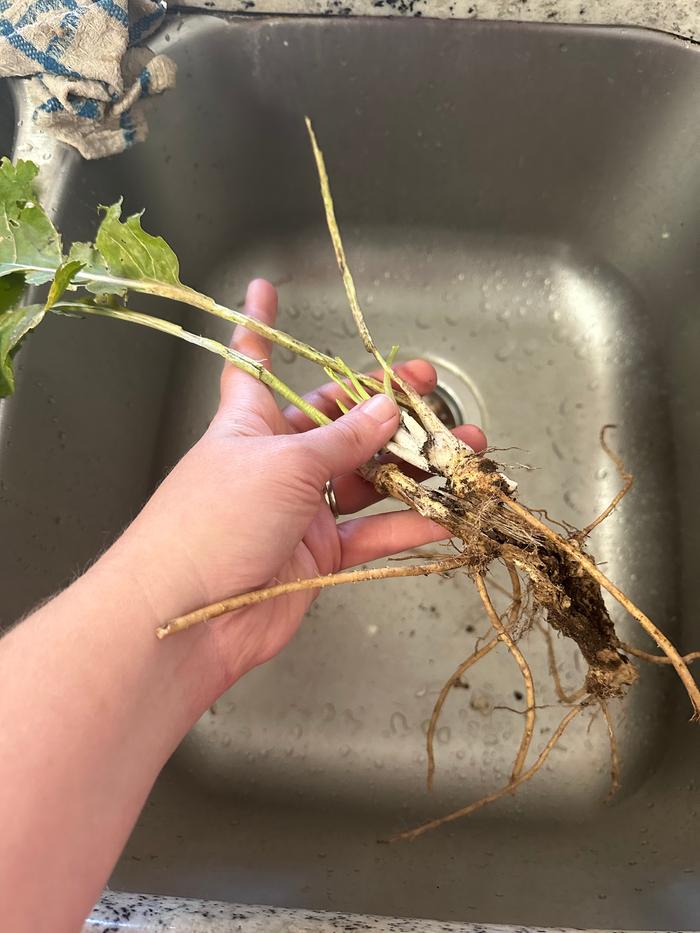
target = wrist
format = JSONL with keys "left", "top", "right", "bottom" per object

{"left": 75, "top": 549, "right": 230, "bottom": 727}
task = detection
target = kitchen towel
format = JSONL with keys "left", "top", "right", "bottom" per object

{"left": 0, "top": 0, "right": 176, "bottom": 159}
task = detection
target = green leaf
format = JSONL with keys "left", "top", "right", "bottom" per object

{"left": 46, "top": 259, "right": 83, "bottom": 310}
{"left": 0, "top": 272, "right": 26, "bottom": 313}
{"left": 0, "top": 158, "right": 62, "bottom": 285}
{"left": 0, "top": 303, "right": 45, "bottom": 397}
{"left": 95, "top": 201, "right": 181, "bottom": 286}
{"left": 68, "top": 241, "right": 124, "bottom": 297}
{"left": 0, "top": 158, "right": 37, "bottom": 206}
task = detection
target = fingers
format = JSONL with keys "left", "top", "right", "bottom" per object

{"left": 337, "top": 509, "right": 454, "bottom": 570}
{"left": 332, "top": 422, "right": 488, "bottom": 515}
{"left": 219, "top": 279, "right": 277, "bottom": 413}
{"left": 292, "top": 393, "right": 399, "bottom": 483}
{"left": 283, "top": 359, "right": 437, "bottom": 433}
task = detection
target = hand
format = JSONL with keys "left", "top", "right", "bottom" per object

{"left": 0, "top": 279, "right": 487, "bottom": 931}
{"left": 108, "top": 279, "right": 486, "bottom": 698}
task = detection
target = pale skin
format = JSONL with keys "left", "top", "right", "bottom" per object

{"left": 0, "top": 279, "right": 486, "bottom": 933}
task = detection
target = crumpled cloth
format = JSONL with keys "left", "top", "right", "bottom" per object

{"left": 0, "top": 0, "right": 176, "bottom": 159}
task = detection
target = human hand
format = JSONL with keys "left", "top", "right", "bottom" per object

{"left": 108, "top": 279, "right": 486, "bottom": 700}
{"left": 0, "top": 280, "right": 487, "bottom": 930}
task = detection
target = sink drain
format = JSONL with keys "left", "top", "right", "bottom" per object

{"left": 423, "top": 384, "right": 462, "bottom": 430}
{"left": 361, "top": 352, "right": 485, "bottom": 432}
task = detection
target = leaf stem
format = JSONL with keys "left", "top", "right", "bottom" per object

{"left": 53, "top": 301, "right": 329, "bottom": 426}
{"left": 4, "top": 260, "right": 396, "bottom": 398}
{"left": 77, "top": 271, "right": 394, "bottom": 397}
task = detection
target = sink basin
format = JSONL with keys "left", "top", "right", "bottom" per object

{"left": 3, "top": 14, "right": 700, "bottom": 929}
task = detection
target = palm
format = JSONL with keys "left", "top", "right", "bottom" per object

{"left": 203, "top": 280, "right": 485, "bottom": 680}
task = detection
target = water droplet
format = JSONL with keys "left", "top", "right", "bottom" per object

{"left": 495, "top": 343, "right": 515, "bottom": 362}
{"left": 470, "top": 692, "right": 493, "bottom": 715}
{"left": 339, "top": 744, "right": 351, "bottom": 757}
{"left": 416, "top": 309, "right": 432, "bottom": 330}
{"left": 437, "top": 726, "right": 451, "bottom": 745}
{"left": 390, "top": 711, "right": 409, "bottom": 735}
{"left": 366, "top": 623, "right": 379, "bottom": 637}
{"left": 322, "top": 703, "right": 336, "bottom": 722}
{"left": 595, "top": 467, "right": 608, "bottom": 480}
{"left": 279, "top": 348, "right": 296, "bottom": 364}
{"left": 415, "top": 686, "right": 427, "bottom": 698}
{"left": 563, "top": 490, "right": 580, "bottom": 512}
{"left": 549, "top": 308, "right": 561, "bottom": 323}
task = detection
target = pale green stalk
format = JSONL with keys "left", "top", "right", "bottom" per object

{"left": 54, "top": 302, "right": 329, "bottom": 426}
{"left": 56, "top": 266, "right": 390, "bottom": 396}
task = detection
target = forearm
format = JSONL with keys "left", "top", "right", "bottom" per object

{"left": 0, "top": 552, "right": 216, "bottom": 933}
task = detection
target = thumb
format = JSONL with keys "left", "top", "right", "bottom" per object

{"left": 295, "top": 394, "right": 400, "bottom": 480}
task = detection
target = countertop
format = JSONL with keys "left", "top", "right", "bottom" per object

{"left": 174, "top": 0, "right": 700, "bottom": 43}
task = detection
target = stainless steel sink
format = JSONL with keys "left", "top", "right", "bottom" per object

{"left": 3, "top": 14, "right": 700, "bottom": 930}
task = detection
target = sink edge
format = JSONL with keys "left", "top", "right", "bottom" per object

{"left": 86, "top": 891, "right": 689, "bottom": 933}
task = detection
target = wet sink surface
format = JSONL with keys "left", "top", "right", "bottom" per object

{"left": 2, "top": 15, "right": 700, "bottom": 930}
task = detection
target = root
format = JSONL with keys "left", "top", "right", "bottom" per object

{"left": 539, "top": 622, "right": 587, "bottom": 705}
{"left": 475, "top": 574, "right": 535, "bottom": 782}
{"left": 501, "top": 496, "right": 700, "bottom": 719}
{"left": 600, "top": 701, "right": 621, "bottom": 800}
{"left": 388, "top": 703, "right": 585, "bottom": 843}
{"left": 155, "top": 554, "right": 470, "bottom": 638}
{"left": 622, "top": 643, "right": 700, "bottom": 666}
{"left": 425, "top": 634, "right": 499, "bottom": 792}
{"left": 577, "top": 424, "right": 633, "bottom": 541}
{"left": 154, "top": 117, "right": 700, "bottom": 838}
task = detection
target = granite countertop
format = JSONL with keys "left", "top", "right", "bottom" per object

{"left": 83, "top": 1, "right": 694, "bottom": 930}
{"left": 85, "top": 891, "right": 631, "bottom": 933}
{"left": 174, "top": 0, "right": 700, "bottom": 43}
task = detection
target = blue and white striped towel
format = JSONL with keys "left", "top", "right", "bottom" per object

{"left": 0, "top": 0, "right": 176, "bottom": 159}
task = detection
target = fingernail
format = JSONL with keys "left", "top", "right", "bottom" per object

{"left": 360, "top": 393, "right": 398, "bottom": 425}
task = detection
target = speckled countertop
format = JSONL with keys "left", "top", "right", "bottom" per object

{"left": 82, "top": 0, "right": 695, "bottom": 930}
{"left": 85, "top": 891, "right": 646, "bottom": 933}
{"left": 175, "top": 0, "right": 700, "bottom": 43}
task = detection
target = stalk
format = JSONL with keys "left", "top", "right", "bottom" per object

{"left": 54, "top": 302, "right": 329, "bottom": 426}
{"left": 17, "top": 261, "right": 393, "bottom": 397}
